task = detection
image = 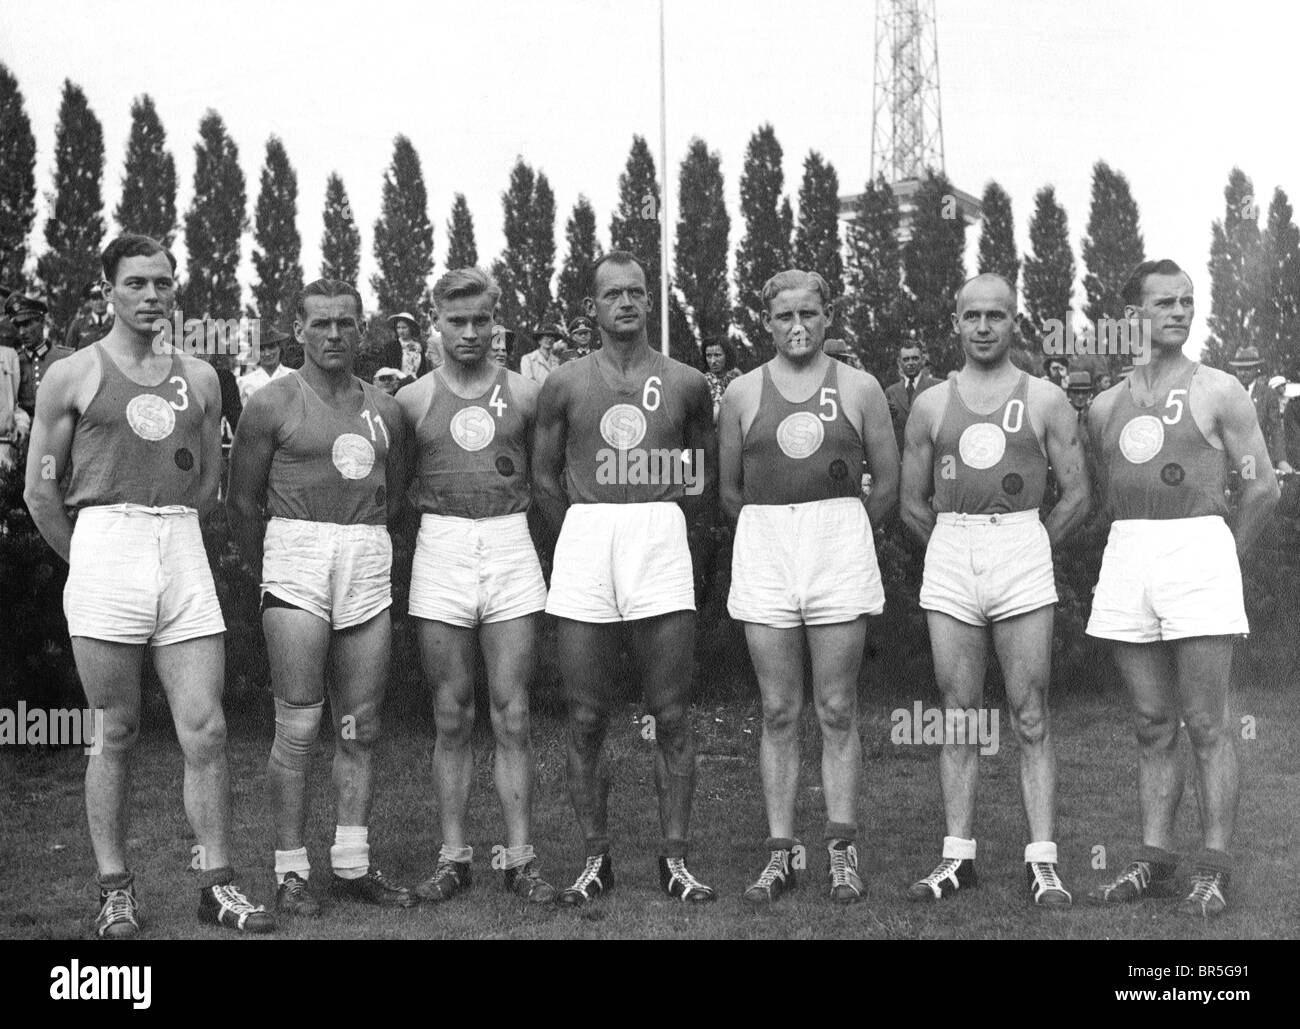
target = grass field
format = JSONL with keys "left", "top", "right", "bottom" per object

{"left": 2, "top": 683, "right": 1297, "bottom": 941}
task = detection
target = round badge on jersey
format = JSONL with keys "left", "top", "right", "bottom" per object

{"left": 600, "top": 403, "right": 647, "bottom": 450}
{"left": 958, "top": 422, "right": 1006, "bottom": 470}
{"left": 126, "top": 393, "right": 176, "bottom": 441}
{"left": 450, "top": 405, "right": 496, "bottom": 452}
{"left": 332, "top": 432, "right": 376, "bottom": 480}
{"left": 776, "top": 411, "right": 824, "bottom": 460}
{"left": 1119, "top": 415, "right": 1165, "bottom": 465}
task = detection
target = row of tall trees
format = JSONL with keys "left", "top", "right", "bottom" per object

{"left": 3, "top": 62, "right": 1297, "bottom": 376}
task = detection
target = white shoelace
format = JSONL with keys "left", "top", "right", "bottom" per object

{"left": 918, "top": 858, "right": 963, "bottom": 894}
{"left": 100, "top": 888, "right": 136, "bottom": 924}
{"left": 212, "top": 884, "right": 262, "bottom": 915}
{"left": 1030, "top": 862, "right": 1067, "bottom": 898}
{"left": 829, "top": 845, "right": 860, "bottom": 886}
{"left": 571, "top": 856, "right": 605, "bottom": 893}
{"left": 665, "top": 857, "right": 708, "bottom": 892}
{"left": 1101, "top": 861, "right": 1150, "bottom": 897}
{"left": 751, "top": 851, "right": 789, "bottom": 890}
{"left": 1188, "top": 872, "right": 1225, "bottom": 905}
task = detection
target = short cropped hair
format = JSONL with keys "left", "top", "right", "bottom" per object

{"left": 589, "top": 250, "right": 649, "bottom": 296}
{"left": 432, "top": 266, "right": 501, "bottom": 309}
{"left": 294, "top": 278, "right": 363, "bottom": 322}
{"left": 953, "top": 272, "right": 1016, "bottom": 311}
{"left": 1121, "top": 259, "right": 1187, "bottom": 308}
{"left": 101, "top": 233, "right": 177, "bottom": 284}
{"left": 760, "top": 269, "right": 832, "bottom": 312}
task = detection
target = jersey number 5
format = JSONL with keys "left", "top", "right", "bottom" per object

{"left": 1163, "top": 389, "right": 1187, "bottom": 425}
{"left": 819, "top": 388, "right": 839, "bottom": 422}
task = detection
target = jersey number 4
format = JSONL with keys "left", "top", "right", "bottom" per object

{"left": 489, "top": 384, "right": 507, "bottom": 417}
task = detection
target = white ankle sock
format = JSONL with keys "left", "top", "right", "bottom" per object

{"left": 1025, "top": 841, "right": 1057, "bottom": 864}
{"left": 942, "top": 836, "right": 977, "bottom": 861}
{"left": 274, "top": 847, "right": 310, "bottom": 885}
{"left": 330, "top": 825, "right": 370, "bottom": 880}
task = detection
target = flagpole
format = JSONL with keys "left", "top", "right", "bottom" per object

{"left": 658, "top": 0, "right": 671, "bottom": 357}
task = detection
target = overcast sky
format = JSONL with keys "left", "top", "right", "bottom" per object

{"left": 2, "top": 0, "right": 1297, "bottom": 353}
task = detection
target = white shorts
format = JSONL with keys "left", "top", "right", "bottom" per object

{"left": 261, "top": 517, "right": 392, "bottom": 630}
{"left": 1086, "top": 516, "right": 1248, "bottom": 643}
{"left": 920, "top": 510, "right": 1057, "bottom": 626}
{"left": 546, "top": 502, "right": 695, "bottom": 622}
{"left": 65, "top": 504, "right": 225, "bottom": 646}
{"left": 728, "top": 497, "right": 885, "bottom": 628}
{"left": 409, "top": 511, "right": 547, "bottom": 627}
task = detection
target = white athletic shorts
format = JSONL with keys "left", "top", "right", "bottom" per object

{"left": 65, "top": 504, "right": 225, "bottom": 645}
{"left": 546, "top": 502, "right": 695, "bottom": 622}
{"left": 409, "top": 511, "right": 547, "bottom": 627}
{"left": 261, "top": 517, "right": 392, "bottom": 630}
{"left": 728, "top": 496, "right": 885, "bottom": 628}
{"left": 1087, "top": 516, "right": 1248, "bottom": 643}
{"left": 920, "top": 510, "right": 1057, "bottom": 626}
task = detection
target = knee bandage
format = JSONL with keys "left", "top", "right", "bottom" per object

{"left": 270, "top": 698, "right": 324, "bottom": 772}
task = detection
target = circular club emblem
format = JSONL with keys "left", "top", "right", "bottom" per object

{"left": 828, "top": 458, "right": 848, "bottom": 481}
{"left": 600, "top": 404, "right": 647, "bottom": 450}
{"left": 1001, "top": 472, "right": 1024, "bottom": 496}
{"left": 332, "top": 432, "right": 375, "bottom": 480}
{"left": 126, "top": 393, "right": 175, "bottom": 442}
{"left": 1160, "top": 462, "right": 1185, "bottom": 486}
{"left": 776, "top": 411, "right": 824, "bottom": 460}
{"left": 1119, "top": 415, "right": 1165, "bottom": 465}
{"left": 958, "top": 422, "right": 1006, "bottom": 470}
{"left": 450, "top": 406, "right": 496, "bottom": 452}
{"left": 495, "top": 455, "right": 516, "bottom": 478}
{"left": 173, "top": 447, "right": 194, "bottom": 472}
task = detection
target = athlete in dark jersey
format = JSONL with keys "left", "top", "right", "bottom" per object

{"left": 24, "top": 233, "right": 273, "bottom": 938}
{"left": 901, "top": 273, "right": 1089, "bottom": 908}
{"left": 228, "top": 278, "right": 414, "bottom": 914}
{"left": 719, "top": 269, "right": 899, "bottom": 905}
{"left": 534, "top": 251, "right": 718, "bottom": 905}
{"left": 1084, "top": 260, "right": 1278, "bottom": 918}
{"left": 394, "top": 267, "right": 554, "bottom": 906}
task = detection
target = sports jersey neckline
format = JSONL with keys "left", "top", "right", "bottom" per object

{"left": 949, "top": 369, "right": 1024, "bottom": 417}
{"left": 1123, "top": 360, "right": 1201, "bottom": 410}
{"left": 762, "top": 357, "right": 836, "bottom": 406}
{"left": 591, "top": 346, "right": 663, "bottom": 396}
{"left": 95, "top": 341, "right": 178, "bottom": 390}
{"left": 433, "top": 364, "right": 504, "bottom": 402}
{"left": 292, "top": 369, "right": 367, "bottom": 415}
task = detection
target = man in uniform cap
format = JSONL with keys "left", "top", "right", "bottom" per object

{"left": 6, "top": 292, "right": 74, "bottom": 418}
{"left": 65, "top": 280, "right": 115, "bottom": 351}
{"left": 568, "top": 315, "right": 596, "bottom": 357}
{"left": 1229, "top": 346, "right": 1283, "bottom": 464}
{"left": 238, "top": 326, "right": 293, "bottom": 406}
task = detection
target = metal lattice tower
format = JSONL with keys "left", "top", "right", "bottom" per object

{"left": 870, "top": 0, "right": 945, "bottom": 183}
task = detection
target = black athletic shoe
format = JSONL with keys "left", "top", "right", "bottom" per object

{"left": 275, "top": 872, "right": 321, "bottom": 917}
{"left": 1180, "top": 869, "right": 1229, "bottom": 919}
{"left": 94, "top": 876, "right": 140, "bottom": 940}
{"left": 415, "top": 858, "right": 472, "bottom": 903}
{"left": 558, "top": 853, "right": 613, "bottom": 907}
{"left": 503, "top": 861, "right": 557, "bottom": 904}
{"left": 907, "top": 857, "right": 978, "bottom": 902}
{"left": 826, "top": 840, "right": 865, "bottom": 904}
{"left": 1087, "top": 860, "right": 1178, "bottom": 905}
{"left": 1026, "top": 862, "right": 1072, "bottom": 908}
{"left": 743, "top": 848, "right": 796, "bottom": 905}
{"left": 659, "top": 856, "right": 717, "bottom": 903}
{"left": 198, "top": 883, "right": 276, "bottom": 933}
{"left": 329, "top": 867, "right": 418, "bottom": 908}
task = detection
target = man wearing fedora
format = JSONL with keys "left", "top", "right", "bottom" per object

{"left": 238, "top": 326, "right": 293, "bottom": 406}
{"left": 65, "top": 280, "right": 115, "bottom": 351}
{"left": 1229, "top": 346, "right": 1284, "bottom": 465}
{"left": 7, "top": 292, "right": 74, "bottom": 418}
{"left": 884, "top": 338, "right": 941, "bottom": 451}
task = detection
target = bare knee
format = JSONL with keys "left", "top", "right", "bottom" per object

{"left": 1183, "top": 708, "right": 1231, "bottom": 755}
{"left": 1133, "top": 707, "right": 1178, "bottom": 750}
{"left": 175, "top": 705, "right": 226, "bottom": 764}
{"left": 816, "top": 691, "right": 857, "bottom": 737}
{"left": 490, "top": 695, "right": 530, "bottom": 746}
{"left": 568, "top": 704, "right": 608, "bottom": 756}
{"left": 762, "top": 696, "right": 801, "bottom": 739}
{"left": 97, "top": 711, "right": 140, "bottom": 756}
{"left": 1013, "top": 702, "right": 1048, "bottom": 747}
{"left": 435, "top": 692, "right": 476, "bottom": 747}
{"left": 336, "top": 704, "right": 381, "bottom": 755}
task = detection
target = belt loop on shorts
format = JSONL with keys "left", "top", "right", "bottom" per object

{"left": 936, "top": 510, "right": 1039, "bottom": 527}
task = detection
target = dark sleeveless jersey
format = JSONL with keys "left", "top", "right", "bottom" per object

{"left": 931, "top": 373, "right": 1048, "bottom": 514}
{"left": 413, "top": 366, "right": 530, "bottom": 518}
{"left": 65, "top": 345, "right": 206, "bottom": 511}
{"left": 564, "top": 349, "right": 703, "bottom": 504}
{"left": 741, "top": 361, "right": 866, "bottom": 505}
{"left": 265, "top": 372, "right": 391, "bottom": 525}
{"left": 1100, "top": 363, "right": 1228, "bottom": 520}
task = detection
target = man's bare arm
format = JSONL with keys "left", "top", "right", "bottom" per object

{"left": 191, "top": 360, "right": 223, "bottom": 518}
{"left": 1219, "top": 379, "right": 1281, "bottom": 557}
{"left": 1039, "top": 384, "right": 1091, "bottom": 545}
{"left": 717, "top": 377, "right": 748, "bottom": 525}
{"left": 532, "top": 372, "right": 569, "bottom": 538}
{"left": 900, "top": 390, "right": 939, "bottom": 545}
{"left": 22, "top": 359, "right": 80, "bottom": 562}
{"left": 857, "top": 373, "right": 900, "bottom": 528}
{"left": 225, "top": 393, "right": 278, "bottom": 578}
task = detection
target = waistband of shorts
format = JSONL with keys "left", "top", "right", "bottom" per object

{"left": 1109, "top": 514, "right": 1227, "bottom": 536}
{"left": 936, "top": 509, "right": 1040, "bottom": 527}
{"left": 743, "top": 495, "right": 865, "bottom": 513}
{"left": 268, "top": 516, "right": 388, "bottom": 536}
{"left": 419, "top": 510, "right": 529, "bottom": 529}
{"left": 78, "top": 503, "right": 197, "bottom": 519}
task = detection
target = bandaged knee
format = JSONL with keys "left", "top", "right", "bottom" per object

{"left": 270, "top": 698, "right": 324, "bottom": 772}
